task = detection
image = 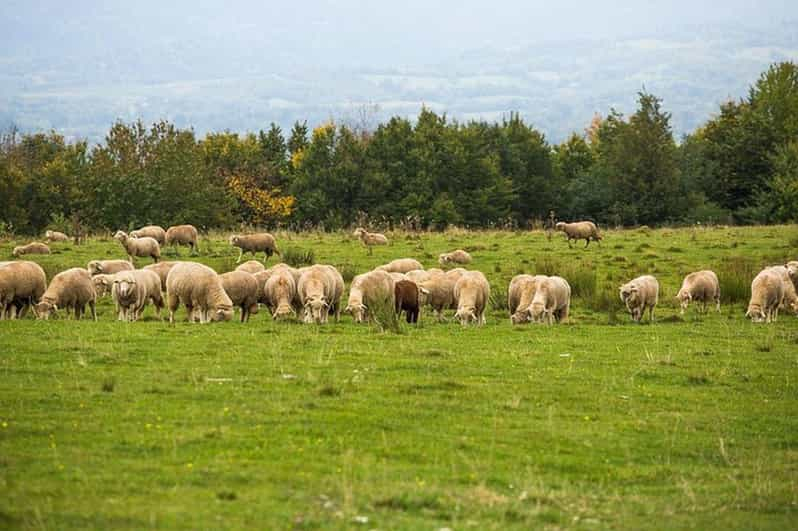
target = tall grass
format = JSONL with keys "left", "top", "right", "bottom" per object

{"left": 717, "top": 256, "right": 759, "bottom": 304}
{"left": 282, "top": 248, "right": 315, "bottom": 268}
{"left": 534, "top": 257, "right": 597, "bottom": 300}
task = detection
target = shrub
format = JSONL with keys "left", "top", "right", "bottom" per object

{"left": 336, "top": 263, "right": 358, "bottom": 283}
{"left": 490, "top": 288, "right": 508, "bottom": 312}
{"left": 282, "top": 248, "right": 315, "bottom": 267}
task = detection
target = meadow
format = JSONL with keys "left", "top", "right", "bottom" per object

{"left": 1, "top": 225, "right": 797, "bottom": 530}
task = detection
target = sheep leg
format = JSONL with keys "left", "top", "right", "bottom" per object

{"left": 649, "top": 304, "right": 655, "bottom": 322}
{"left": 89, "top": 300, "right": 97, "bottom": 321}
{"left": 190, "top": 243, "right": 198, "bottom": 256}
{"left": 715, "top": 296, "right": 721, "bottom": 312}
{"left": 561, "top": 303, "right": 570, "bottom": 324}
{"left": 584, "top": 239, "right": 590, "bottom": 249}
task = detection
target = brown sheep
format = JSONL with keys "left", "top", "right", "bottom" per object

{"left": 87, "top": 259, "right": 134, "bottom": 276}
{"left": 130, "top": 225, "right": 166, "bottom": 245}
{"left": 229, "top": 233, "right": 280, "bottom": 263}
{"left": 555, "top": 221, "right": 603, "bottom": 248}
{"left": 395, "top": 279, "right": 426, "bottom": 323}
{"left": 165, "top": 225, "right": 199, "bottom": 255}
{"left": 219, "top": 270, "right": 260, "bottom": 322}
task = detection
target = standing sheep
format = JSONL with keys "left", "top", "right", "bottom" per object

{"left": 767, "top": 266, "right": 798, "bottom": 317}
{"left": 528, "top": 276, "right": 571, "bottom": 325}
{"left": 376, "top": 258, "right": 423, "bottom": 274}
{"left": 229, "top": 233, "right": 280, "bottom": 263}
{"left": 45, "top": 230, "right": 69, "bottom": 242}
{"left": 0, "top": 261, "right": 47, "bottom": 319}
{"left": 142, "top": 261, "right": 179, "bottom": 292}
{"left": 417, "top": 274, "right": 458, "bottom": 322}
{"left": 235, "top": 260, "right": 266, "bottom": 275}
{"left": 130, "top": 225, "right": 166, "bottom": 245}
{"left": 92, "top": 274, "right": 117, "bottom": 298}
{"left": 555, "top": 221, "right": 603, "bottom": 248}
{"left": 165, "top": 224, "right": 199, "bottom": 255}
{"left": 619, "top": 275, "right": 659, "bottom": 323}
{"left": 344, "top": 270, "right": 396, "bottom": 323}
{"left": 12, "top": 242, "right": 50, "bottom": 257}
{"left": 353, "top": 227, "right": 388, "bottom": 255}
{"left": 264, "top": 266, "right": 300, "bottom": 320}
{"left": 297, "top": 265, "right": 342, "bottom": 324}
{"left": 786, "top": 261, "right": 798, "bottom": 290}
{"left": 111, "top": 269, "right": 164, "bottom": 321}
{"left": 113, "top": 230, "right": 161, "bottom": 263}
{"left": 219, "top": 271, "right": 260, "bottom": 323}
{"left": 394, "top": 279, "right": 427, "bottom": 324}
{"left": 453, "top": 271, "right": 490, "bottom": 326}
{"left": 438, "top": 250, "right": 472, "bottom": 266}
{"left": 746, "top": 268, "right": 785, "bottom": 323}
{"left": 508, "top": 274, "right": 547, "bottom": 324}
{"left": 87, "top": 259, "right": 134, "bottom": 276}
{"left": 166, "top": 262, "right": 233, "bottom": 323}
{"left": 34, "top": 268, "right": 96, "bottom": 320}
{"left": 676, "top": 270, "right": 720, "bottom": 315}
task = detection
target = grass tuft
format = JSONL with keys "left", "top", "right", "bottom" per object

{"left": 282, "top": 248, "right": 315, "bottom": 267}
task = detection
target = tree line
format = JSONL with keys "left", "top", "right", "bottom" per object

{"left": 1, "top": 62, "right": 796, "bottom": 236}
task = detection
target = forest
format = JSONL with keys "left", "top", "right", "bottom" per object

{"left": 1, "top": 62, "right": 796, "bottom": 235}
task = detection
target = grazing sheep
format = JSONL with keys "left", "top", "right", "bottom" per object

{"left": 264, "top": 266, "right": 300, "bottom": 320}
{"left": 388, "top": 272, "right": 408, "bottom": 283}
{"left": 130, "top": 225, "right": 166, "bottom": 245}
{"left": 746, "top": 268, "right": 785, "bottom": 323}
{"left": 252, "top": 263, "right": 298, "bottom": 306}
{"left": 12, "top": 242, "right": 50, "bottom": 257}
{"left": 87, "top": 259, "right": 134, "bottom": 276}
{"left": 142, "top": 261, "right": 179, "bottom": 292}
{"left": 767, "top": 266, "right": 798, "bottom": 317}
{"left": 235, "top": 260, "right": 266, "bottom": 274}
{"left": 34, "top": 268, "right": 96, "bottom": 320}
{"left": 395, "top": 279, "right": 427, "bottom": 324}
{"left": 376, "top": 258, "right": 423, "bottom": 274}
{"left": 0, "top": 261, "right": 46, "bottom": 319}
{"left": 113, "top": 230, "right": 161, "bottom": 263}
{"left": 166, "top": 262, "right": 233, "bottom": 323}
{"left": 406, "top": 269, "right": 434, "bottom": 284}
{"left": 417, "top": 274, "right": 458, "bottom": 322}
{"left": 111, "top": 269, "right": 164, "bottom": 321}
{"left": 219, "top": 270, "right": 260, "bottom": 323}
{"left": 345, "top": 270, "right": 395, "bottom": 323}
{"left": 353, "top": 227, "right": 388, "bottom": 255}
{"left": 619, "top": 275, "right": 659, "bottom": 323}
{"left": 508, "top": 274, "right": 547, "bottom": 325}
{"left": 676, "top": 270, "right": 720, "bottom": 315}
{"left": 555, "top": 221, "right": 603, "bottom": 248}
{"left": 229, "top": 233, "right": 280, "bottom": 263}
{"left": 92, "top": 273, "right": 117, "bottom": 298}
{"left": 528, "top": 276, "right": 571, "bottom": 325}
{"left": 298, "top": 265, "right": 343, "bottom": 324}
{"left": 453, "top": 271, "right": 490, "bottom": 326}
{"left": 438, "top": 250, "right": 472, "bottom": 266}
{"left": 165, "top": 224, "right": 199, "bottom": 255}
{"left": 786, "top": 261, "right": 798, "bottom": 289}
{"left": 45, "top": 230, "right": 69, "bottom": 242}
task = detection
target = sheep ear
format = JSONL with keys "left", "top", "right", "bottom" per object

{"left": 420, "top": 287, "right": 430, "bottom": 295}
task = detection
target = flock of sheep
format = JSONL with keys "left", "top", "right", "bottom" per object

{"left": 2, "top": 222, "right": 798, "bottom": 326}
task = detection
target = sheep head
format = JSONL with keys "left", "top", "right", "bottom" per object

{"left": 304, "top": 296, "right": 329, "bottom": 324}
{"left": 455, "top": 306, "right": 477, "bottom": 326}
{"left": 745, "top": 305, "right": 767, "bottom": 323}
{"left": 34, "top": 301, "right": 57, "bottom": 320}
{"left": 113, "top": 230, "right": 128, "bottom": 243}
{"left": 344, "top": 302, "right": 366, "bottom": 323}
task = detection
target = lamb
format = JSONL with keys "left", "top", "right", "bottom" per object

{"left": 87, "top": 259, "right": 134, "bottom": 276}
{"left": 165, "top": 224, "right": 199, "bottom": 255}
{"left": 453, "top": 271, "right": 490, "bottom": 326}
{"left": 619, "top": 275, "right": 659, "bottom": 323}
{"left": 376, "top": 258, "right": 423, "bottom": 274}
{"left": 34, "top": 268, "right": 96, "bottom": 320}
{"left": 676, "top": 270, "right": 720, "bottom": 314}
{"left": 417, "top": 274, "right": 458, "bottom": 322}
{"left": 395, "top": 279, "right": 428, "bottom": 324}
{"left": 229, "top": 233, "right": 280, "bottom": 263}
{"left": 344, "top": 270, "right": 395, "bottom": 323}
{"left": 111, "top": 269, "right": 164, "bottom": 321}
{"left": 12, "top": 242, "right": 50, "bottom": 257}
{"left": 235, "top": 260, "right": 266, "bottom": 274}
{"left": 508, "top": 274, "right": 547, "bottom": 324}
{"left": 555, "top": 221, "right": 603, "bottom": 248}
{"left": 528, "top": 276, "right": 571, "bottom": 325}
{"left": 264, "top": 266, "right": 300, "bottom": 320}
{"left": 297, "top": 265, "right": 343, "bottom": 324}
{"left": 219, "top": 270, "right": 260, "bottom": 322}
{"left": 113, "top": 230, "right": 161, "bottom": 263}
{"left": 45, "top": 230, "right": 69, "bottom": 242}
{"left": 438, "top": 250, "right": 472, "bottom": 266}
{"left": 130, "top": 225, "right": 166, "bottom": 245}
{"left": 166, "top": 262, "right": 233, "bottom": 323}
{"left": 142, "top": 261, "right": 179, "bottom": 292}
{"left": 92, "top": 273, "right": 117, "bottom": 298}
{"left": 746, "top": 268, "right": 785, "bottom": 323}
{"left": 353, "top": 227, "right": 388, "bottom": 255}
{"left": 0, "top": 261, "right": 46, "bottom": 319}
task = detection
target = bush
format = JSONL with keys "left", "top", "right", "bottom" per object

{"left": 336, "top": 263, "right": 358, "bottom": 283}
{"left": 282, "top": 248, "right": 315, "bottom": 268}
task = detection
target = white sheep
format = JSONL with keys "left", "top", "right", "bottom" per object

{"left": 92, "top": 273, "right": 117, "bottom": 298}
{"left": 416, "top": 274, "right": 458, "bottom": 322}
{"left": 345, "top": 270, "right": 396, "bottom": 323}
{"left": 142, "top": 261, "right": 179, "bottom": 292}
{"left": 767, "top": 266, "right": 798, "bottom": 317}
{"left": 453, "top": 271, "right": 490, "bottom": 326}
{"left": 0, "top": 261, "right": 47, "bottom": 319}
{"left": 353, "top": 227, "right": 388, "bottom": 255}
{"left": 746, "top": 268, "right": 785, "bottom": 323}
{"left": 87, "top": 259, "right": 134, "bottom": 276}
{"left": 619, "top": 275, "right": 659, "bottom": 323}
{"left": 264, "top": 266, "right": 300, "bottom": 320}
{"left": 113, "top": 230, "right": 161, "bottom": 263}
{"left": 235, "top": 260, "right": 266, "bottom": 275}
{"left": 297, "top": 265, "right": 343, "bottom": 324}
{"left": 34, "top": 268, "right": 96, "bottom": 320}
{"left": 555, "top": 221, "right": 603, "bottom": 248}
{"left": 111, "top": 269, "right": 164, "bottom": 321}
{"left": 508, "top": 274, "right": 547, "bottom": 325}
{"left": 45, "top": 230, "right": 69, "bottom": 242}
{"left": 219, "top": 270, "right": 260, "bottom": 323}
{"left": 165, "top": 224, "right": 199, "bottom": 255}
{"left": 438, "top": 250, "right": 472, "bottom": 266}
{"left": 166, "top": 262, "right": 233, "bottom": 323}
{"left": 12, "top": 242, "right": 50, "bottom": 257}
{"left": 676, "top": 270, "right": 720, "bottom": 314}
{"left": 229, "top": 233, "right": 280, "bottom": 263}
{"left": 376, "top": 258, "right": 423, "bottom": 274}
{"left": 528, "top": 276, "right": 571, "bottom": 325}
{"left": 130, "top": 225, "right": 166, "bottom": 244}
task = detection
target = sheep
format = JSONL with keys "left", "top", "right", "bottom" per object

{"left": 676, "top": 270, "right": 720, "bottom": 315}
{"left": 619, "top": 275, "right": 659, "bottom": 323}
{"left": 376, "top": 258, "right": 423, "bottom": 274}
{"left": 417, "top": 274, "right": 458, "bottom": 322}
{"left": 786, "top": 261, "right": 798, "bottom": 290}
{"left": 166, "top": 262, "right": 233, "bottom": 323}
{"left": 0, "top": 261, "right": 46, "bottom": 319}
{"left": 235, "top": 260, "right": 266, "bottom": 275}
{"left": 130, "top": 225, "right": 166, "bottom": 245}
{"left": 92, "top": 273, "right": 117, "bottom": 298}
{"left": 252, "top": 263, "right": 298, "bottom": 306}
{"left": 45, "top": 230, "right": 69, "bottom": 242}
{"left": 388, "top": 272, "right": 408, "bottom": 283}
{"left": 395, "top": 279, "right": 428, "bottom": 324}
{"left": 165, "top": 224, "right": 199, "bottom": 255}
{"left": 229, "top": 233, "right": 280, "bottom": 263}
{"left": 405, "top": 269, "right": 445, "bottom": 284}
{"left": 438, "top": 250, "right": 472, "bottom": 266}
{"left": 111, "top": 269, "right": 164, "bottom": 321}
{"left": 453, "top": 271, "right": 490, "bottom": 326}
{"left": 12, "top": 242, "right": 50, "bottom": 257}
{"left": 508, "top": 274, "right": 547, "bottom": 325}
{"left": 353, "top": 227, "right": 388, "bottom": 255}
{"left": 219, "top": 270, "right": 260, "bottom": 323}
{"left": 264, "top": 266, "right": 300, "bottom": 320}
{"left": 297, "top": 265, "right": 343, "bottom": 324}
{"left": 445, "top": 268, "right": 468, "bottom": 283}
{"left": 345, "top": 270, "right": 395, "bottom": 323}
{"left": 767, "top": 266, "right": 798, "bottom": 317}
{"left": 113, "top": 230, "right": 160, "bottom": 263}
{"left": 528, "top": 276, "right": 571, "bottom": 325}
{"left": 87, "top": 259, "right": 134, "bottom": 276}
{"left": 746, "top": 268, "right": 785, "bottom": 323}
{"left": 34, "top": 268, "right": 96, "bottom": 320}
{"left": 142, "top": 261, "right": 179, "bottom": 292}
{"left": 555, "top": 221, "right": 603, "bottom": 248}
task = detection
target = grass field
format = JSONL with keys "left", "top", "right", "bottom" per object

{"left": 1, "top": 225, "right": 798, "bottom": 529}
